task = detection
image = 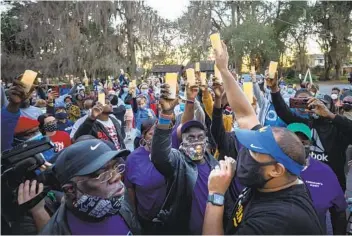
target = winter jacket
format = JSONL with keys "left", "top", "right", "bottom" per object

{"left": 150, "top": 127, "right": 235, "bottom": 234}
{"left": 73, "top": 116, "right": 126, "bottom": 149}
{"left": 271, "top": 91, "right": 352, "bottom": 191}
{"left": 40, "top": 199, "right": 141, "bottom": 235}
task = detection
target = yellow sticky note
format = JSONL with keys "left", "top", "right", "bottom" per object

{"left": 98, "top": 92, "right": 105, "bottom": 105}
{"left": 165, "top": 73, "right": 177, "bottom": 99}
{"left": 21, "top": 70, "right": 38, "bottom": 93}
{"left": 214, "top": 65, "right": 223, "bottom": 84}
{"left": 210, "top": 33, "right": 222, "bottom": 53}
{"left": 200, "top": 73, "right": 207, "bottom": 86}
{"left": 195, "top": 62, "right": 200, "bottom": 72}
{"left": 268, "top": 61, "right": 278, "bottom": 79}
{"left": 243, "top": 82, "right": 254, "bottom": 104}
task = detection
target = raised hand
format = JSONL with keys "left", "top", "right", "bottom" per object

{"left": 307, "top": 97, "right": 335, "bottom": 119}
{"left": 8, "top": 80, "right": 27, "bottom": 105}
{"left": 185, "top": 82, "right": 199, "bottom": 101}
{"left": 208, "top": 156, "right": 236, "bottom": 195}
{"left": 159, "top": 84, "right": 179, "bottom": 115}
{"left": 214, "top": 41, "right": 229, "bottom": 71}
{"left": 212, "top": 83, "right": 224, "bottom": 99}
{"left": 265, "top": 69, "right": 279, "bottom": 92}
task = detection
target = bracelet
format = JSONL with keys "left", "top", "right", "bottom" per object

{"left": 186, "top": 100, "right": 195, "bottom": 104}
{"left": 158, "top": 117, "right": 171, "bottom": 125}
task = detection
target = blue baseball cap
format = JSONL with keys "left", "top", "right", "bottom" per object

{"left": 235, "top": 126, "right": 304, "bottom": 176}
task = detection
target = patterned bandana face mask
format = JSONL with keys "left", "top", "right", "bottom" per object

{"left": 72, "top": 193, "right": 124, "bottom": 220}
{"left": 179, "top": 141, "right": 206, "bottom": 161}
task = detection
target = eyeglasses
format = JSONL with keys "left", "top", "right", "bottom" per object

{"left": 77, "top": 163, "right": 125, "bottom": 184}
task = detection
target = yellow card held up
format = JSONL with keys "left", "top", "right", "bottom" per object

{"left": 195, "top": 62, "right": 200, "bottom": 72}
{"left": 165, "top": 73, "right": 177, "bottom": 99}
{"left": 210, "top": 33, "right": 222, "bottom": 53}
{"left": 268, "top": 61, "right": 278, "bottom": 79}
{"left": 131, "top": 79, "right": 136, "bottom": 88}
{"left": 98, "top": 92, "right": 105, "bottom": 105}
{"left": 200, "top": 73, "right": 207, "bottom": 86}
{"left": 243, "top": 82, "right": 254, "bottom": 104}
{"left": 214, "top": 65, "right": 223, "bottom": 84}
{"left": 186, "top": 68, "right": 196, "bottom": 87}
{"left": 21, "top": 70, "right": 38, "bottom": 93}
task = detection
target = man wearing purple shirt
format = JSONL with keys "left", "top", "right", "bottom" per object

{"left": 287, "top": 123, "right": 347, "bottom": 235}
{"left": 150, "top": 84, "right": 235, "bottom": 234}
{"left": 40, "top": 140, "right": 141, "bottom": 235}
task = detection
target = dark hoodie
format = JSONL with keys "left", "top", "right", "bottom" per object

{"left": 271, "top": 91, "right": 352, "bottom": 191}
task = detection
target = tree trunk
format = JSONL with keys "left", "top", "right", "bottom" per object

{"left": 335, "top": 62, "right": 341, "bottom": 80}
{"left": 124, "top": 1, "right": 137, "bottom": 79}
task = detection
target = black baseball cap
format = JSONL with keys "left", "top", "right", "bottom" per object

{"left": 53, "top": 139, "right": 130, "bottom": 185}
{"left": 181, "top": 120, "right": 205, "bottom": 134}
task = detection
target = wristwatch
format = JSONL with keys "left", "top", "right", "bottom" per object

{"left": 208, "top": 193, "right": 225, "bottom": 206}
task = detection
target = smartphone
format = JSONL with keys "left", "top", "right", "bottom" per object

{"left": 186, "top": 68, "right": 196, "bottom": 87}
{"left": 268, "top": 61, "right": 278, "bottom": 79}
{"left": 289, "top": 97, "right": 310, "bottom": 109}
{"left": 21, "top": 70, "right": 38, "bottom": 93}
{"left": 165, "top": 73, "right": 177, "bottom": 99}
{"left": 98, "top": 92, "right": 106, "bottom": 105}
{"left": 210, "top": 33, "right": 222, "bottom": 53}
{"left": 200, "top": 73, "right": 207, "bottom": 86}
{"left": 195, "top": 62, "right": 200, "bottom": 72}
{"left": 214, "top": 65, "right": 223, "bottom": 84}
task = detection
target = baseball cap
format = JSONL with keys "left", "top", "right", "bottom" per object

{"left": 53, "top": 139, "right": 130, "bottom": 184}
{"left": 235, "top": 126, "right": 304, "bottom": 176}
{"left": 15, "top": 117, "right": 39, "bottom": 134}
{"left": 287, "top": 123, "right": 311, "bottom": 141}
{"left": 181, "top": 120, "right": 205, "bottom": 135}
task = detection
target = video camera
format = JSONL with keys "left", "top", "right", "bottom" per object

{"left": 1, "top": 137, "right": 56, "bottom": 233}
{"left": 1, "top": 137, "right": 54, "bottom": 188}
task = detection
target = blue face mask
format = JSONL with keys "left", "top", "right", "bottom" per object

{"left": 179, "top": 103, "right": 185, "bottom": 112}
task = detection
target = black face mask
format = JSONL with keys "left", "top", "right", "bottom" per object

{"left": 237, "top": 149, "right": 276, "bottom": 188}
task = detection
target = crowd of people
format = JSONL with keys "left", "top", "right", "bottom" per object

{"left": 1, "top": 41, "right": 352, "bottom": 235}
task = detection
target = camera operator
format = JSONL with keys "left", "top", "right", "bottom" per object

{"left": 267, "top": 73, "right": 352, "bottom": 191}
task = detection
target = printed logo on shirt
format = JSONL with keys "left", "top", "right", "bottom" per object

{"left": 233, "top": 202, "right": 244, "bottom": 228}
{"left": 265, "top": 110, "right": 278, "bottom": 121}
{"left": 54, "top": 142, "right": 64, "bottom": 152}
{"left": 305, "top": 180, "right": 323, "bottom": 188}
{"left": 310, "top": 129, "right": 328, "bottom": 162}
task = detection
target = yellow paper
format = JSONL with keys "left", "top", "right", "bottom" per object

{"left": 132, "top": 79, "right": 136, "bottom": 88}
{"left": 21, "top": 70, "right": 38, "bottom": 93}
{"left": 165, "top": 73, "right": 177, "bottom": 99}
{"left": 195, "top": 62, "right": 200, "bottom": 72}
{"left": 83, "top": 78, "right": 89, "bottom": 87}
{"left": 214, "top": 65, "right": 223, "bottom": 84}
{"left": 186, "top": 68, "right": 196, "bottom": 87}
{"left": 200, "top": 73, "right": 207, "bottom": 86}
{"left": 210, "top": 33, "right": 222, "bottom": 53}
{"left": 268, "top": 61, "right": 278, "bottom": 79}
{"left": 98, "top": 92, "right": 105, "bottom": 105}
{"left": 243, "top": 82, "right": 254, "bottom": 104}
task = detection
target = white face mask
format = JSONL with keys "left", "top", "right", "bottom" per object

{"left": 331, "top": 94, "right": 338, "bottom": 100}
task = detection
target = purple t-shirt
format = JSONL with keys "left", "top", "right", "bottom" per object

{"left": 66, "top": 210, "right": 131, "bottom": 235}
{"left": 125, "top": 147, "right": 167, "bottom": 220}
{"left": 189, "top": 162, "right": 211, "bottom": 234}
{"left": 301, "top": 157, "right": 347, "bottom": 227}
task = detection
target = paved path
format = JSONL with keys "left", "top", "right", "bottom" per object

{"left": 317, "top": 82, "right": 350, "bottom": 95}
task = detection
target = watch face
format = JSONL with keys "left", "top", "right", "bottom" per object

{"left": 214, "top": 194, "right": 224, "bottom": 204}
